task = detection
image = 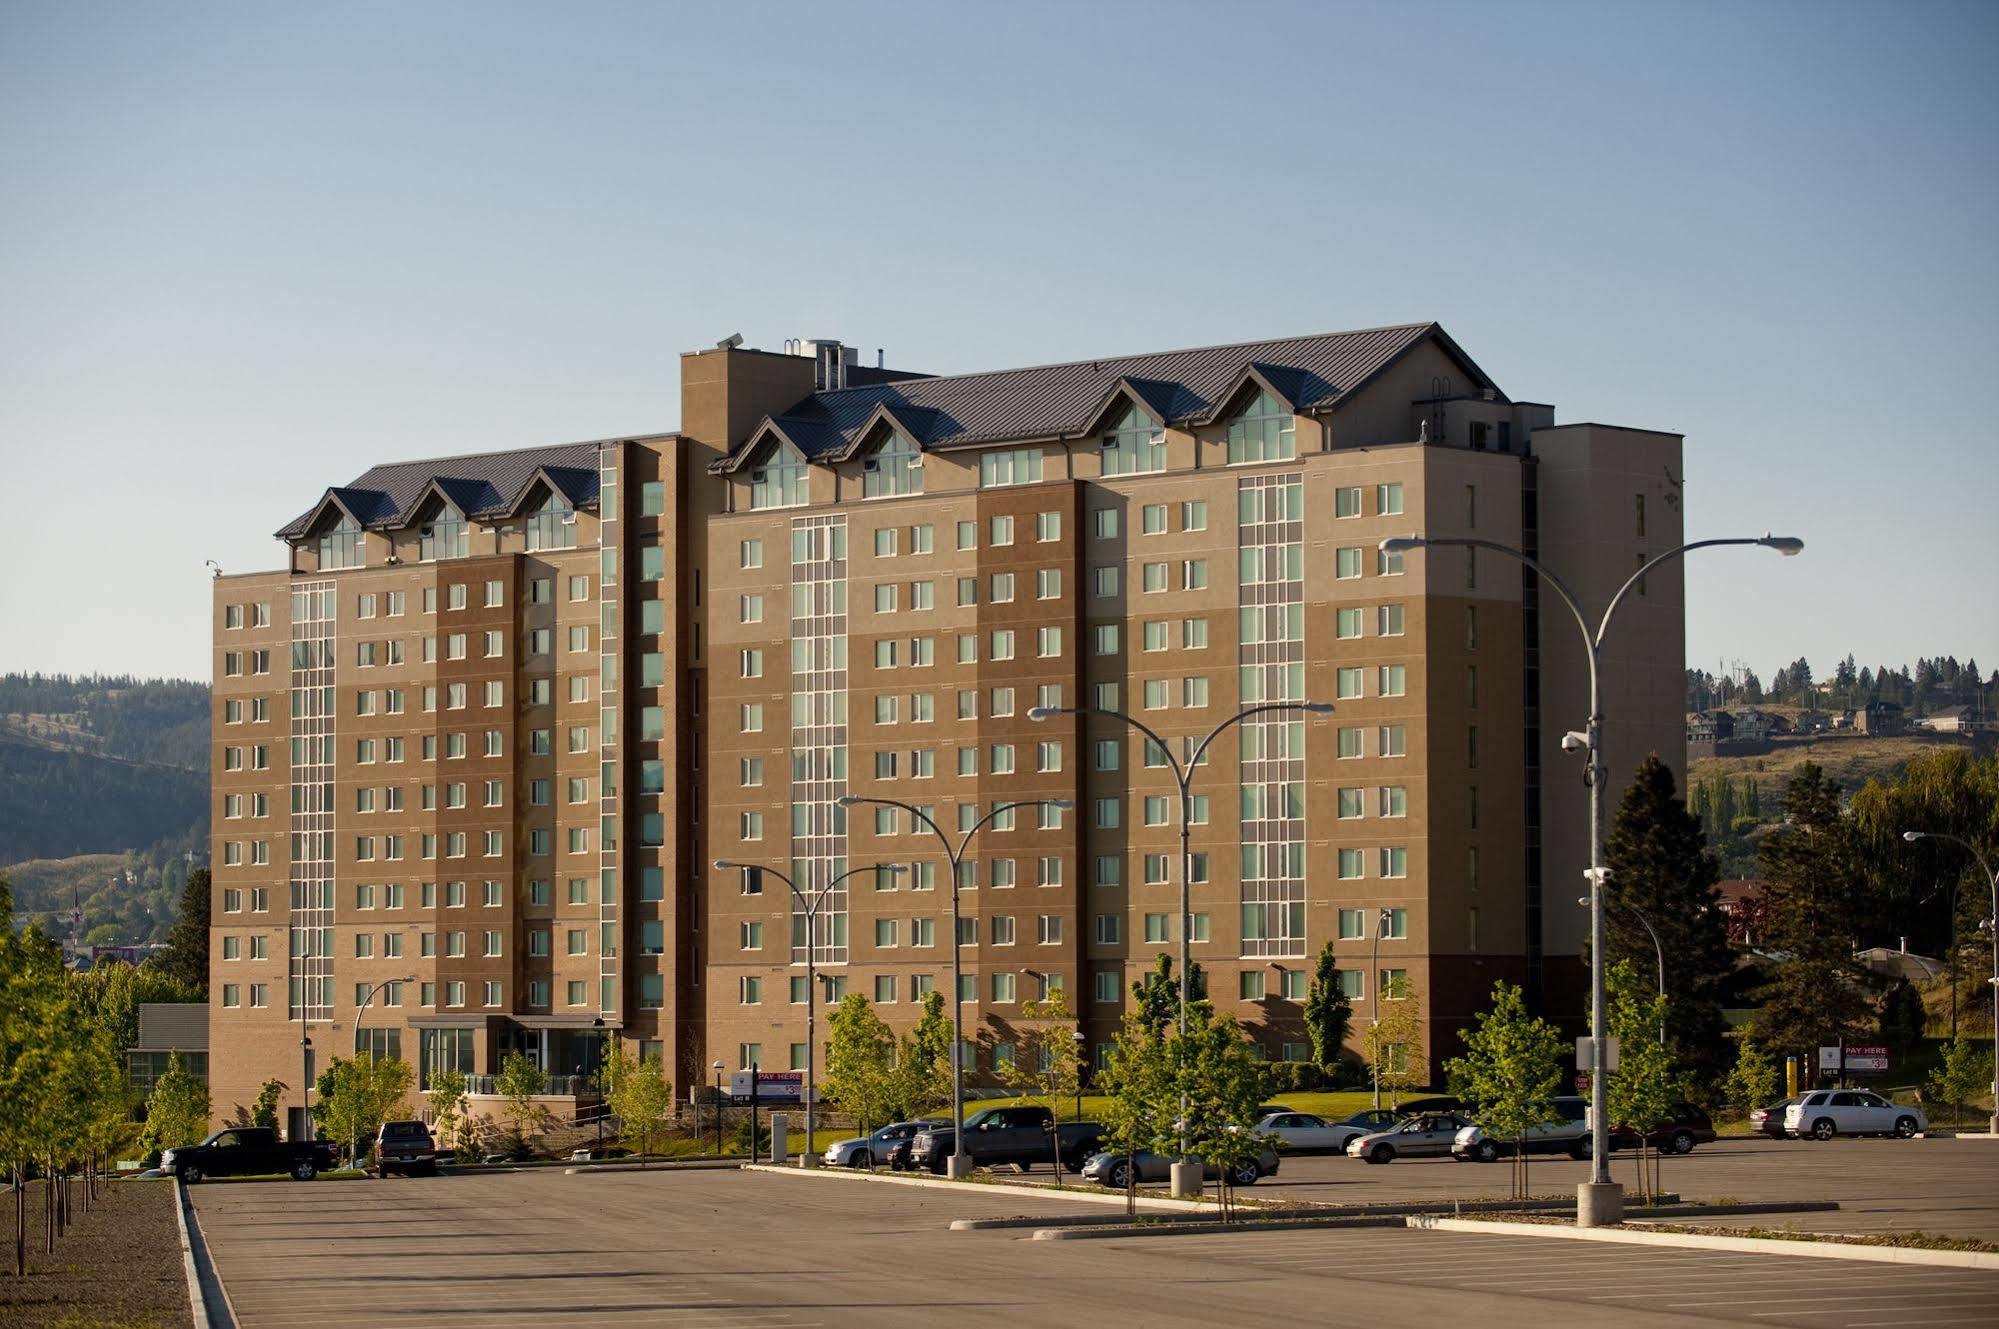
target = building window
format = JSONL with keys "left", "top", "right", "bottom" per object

{"left": 1101, "top": 401, "right": 1165, "bottom": 476}
{"left": 863, "top": 428, "right": 923, "bottom": 498}
{"left": 418, "top": 506, "right": 466, "bottom": 562}
{"left": 749, "top": 438, "right": 809, "bottom": 510}
{"left": 318, "top": 513, "right": 363, "bottom": 569}
{"left": 1226, "top": 389, "right": 1296, "bottom": 464}
{"left": 977, "top": 447, "right": 1043, "bottom": 489}
{"left": 525, "top": 492, "right": 576, "bottom": 551}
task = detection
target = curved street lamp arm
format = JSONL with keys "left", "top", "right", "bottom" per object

{"left": 1385, "top": 535, "right": 1594, "bottom": 663}
{"left": 1595, "top": 538, "right": 1785, "bottom": 651}
{"left": 1187, "top": 701, "right": 1328, "bottom": 775}
{"left": 954, "top": 799, "right": 1068, "bottom": 863}
{"left": 1038, "top": 704, "right": 1184, "bottom": 787}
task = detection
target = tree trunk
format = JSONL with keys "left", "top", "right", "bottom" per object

{"left": 13, "top": 1163, "right": 25, "bottom": 1277}
{"left": 1125, "top": 1150, "right": 1136, "bottom": 1220}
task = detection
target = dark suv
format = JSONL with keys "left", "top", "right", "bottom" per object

{"left": 375, "top": 1120, "right": 439, "bottom": 1175}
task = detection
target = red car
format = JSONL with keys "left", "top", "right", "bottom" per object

{"left": 1611, "top": 1103, "right": 1716, "bottom": 1155}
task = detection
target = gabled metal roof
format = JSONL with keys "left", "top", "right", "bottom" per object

{"left": 711, "top": 322, "right": 1499, "bottom": 474}
{"left": 277, "top": 440, "right": 604, "bottom": 539}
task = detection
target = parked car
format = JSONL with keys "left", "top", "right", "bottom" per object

{"left": 1784, "top": 1090, "right": 1924, "bottom": 1140}
{"left": 884, "top": 1135, "right": 918, "bottom": 1171}
{"left": 1335, "top": 1109, "right": 1406, "bottom": 1135}
{"left": 1258, "top": 1111, "right": 1371, "bottom": 1155}
{"left": 1395, "top": 1096, "right": 1464, "bottom": 1116}
{"left": 375, "top": 1120, "right": 439, "bottom": 1175}
{"left": 1749, "top": 1098, "right": 1799, "bottom": 1139}
{"left": 1452, "top": 1097, "right": 1590, "bottom": 1162}
{"left": 822, "top": 1119, "right": 947, "bottom": 1169}
{"left": 910, "top": 1107, "right": 1104, "bottom": 1174}
{"left": 1347, "top": 1113, "right": 1474, "bottom": 1163}
{"left": 1080, "top": 1147, "right": 1281, "bottom": 1189}
{"left": 161, "top": 1128, "right": 339, "bottom": 1183}
{"left": 1611, "top": 1104, "right": 1716, "bottom": 1155}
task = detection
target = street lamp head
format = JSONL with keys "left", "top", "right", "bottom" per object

{"left": 713, "top": 859, "right": 740, "bottom": 871}
{"left": 1902, "top": 831, "right": 1926, "bottom": 843}
{"left": 1047, "top": 798, "right": 1074, "bottom": 811}
{"left": 836, "top": 795, "right": 863, "bottom": 808}
{"left": 399, "top": 974, "right": 416, "bottom": 984}
{"left": 711, "top": 1060, "right": 725, "bottom": 1071}
{"left": 877, "top": 863, "right": 908, "bottom": 876}
{"left": 1379, "top": 535, "right": 1426, "bottom": 555}
{"left": 1299, "top": 701, "right": 1336, "bottom": 716}
{"left": 1026, "top": 706, "right": 1061, "bottom": 721}
{"left": 1758, "top": 534, "right": 1805, "bottom": 557}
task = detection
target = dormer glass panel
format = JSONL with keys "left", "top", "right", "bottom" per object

{"left": 318, "top": 513, "right": 363, "bottom": 570}
{"left": 1226, "top": 388, "right": 1296, "bottom": 464}
{"left": 420, "top": 504, "right": 469, "bottom": 562}
{"left": 862, "top": 427, "right": 922, "bottom": 498}
{"left": 749, "top": 438, "right": 808, "bottom": 511}
{"left": 525, "top": 490, "right": 577, "bottom": 551}
{"left": 1101, "top": 401, "right": 1165, "bottom": 476}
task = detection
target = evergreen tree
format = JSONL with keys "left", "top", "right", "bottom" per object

{"left": 1130, "top": 953, "right": 1207, "bottom": 1037}
{"left": 1600, "top": 755, "right": 1732, "bottom": 1080}
{"left": 154, "top": 868, "right": 210, "bottom": 993}
{"left": 1301, "top": 942, "right": 1352, "bottom": 1071}
{"left": 1750, "top": 764, "right": 1873, "bottom": 1074}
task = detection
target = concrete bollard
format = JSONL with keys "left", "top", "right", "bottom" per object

{"left": 1168, "top": 1161, "right": 1203, "bottom": 1199}
{"left": 770, "top": 1114, "right": 789, "bottom": 1165}
{"left": 1577, "top": 1181, "right": 1624, "bottom": 1227}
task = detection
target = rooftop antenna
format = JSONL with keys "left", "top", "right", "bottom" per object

{"left": 205, "top": 560, "right": 222, "bottom": 579}
{"left": 716, "top": 332, "right": 744, "bottom": 350}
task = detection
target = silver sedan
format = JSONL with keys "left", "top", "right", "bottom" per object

{"left": 1080, "top": 1147, "right": 1280, "bottom": 1189}
{"left": 821, "top": 1119, "right": 947, "bottom": 1168}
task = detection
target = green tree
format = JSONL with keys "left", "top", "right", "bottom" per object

{"left": 494, "top": 1051, "right": 549, "bottom": 1156}
{"left": 888, "top": 989, "right": 952, "bottom": 1121}
{"left": 1130, "top": 953, "right": 1207, "bottom": 1037}
{"left": 1098, "top": 1014, "right": 1174, "bottom": 1216}
{"left": 64, "top": 961, "right": 202, "bottom": 1054}
{"left": 426, "top": 1068, "right": 468, "bottom": 1153}
{"left": 603, "top": 1046, "right": 672, "bottom": 1163}
{"left": 1301, "top": 942, "right": 1353, "bottom": 1073}
{"left": 1601, "top": 755, "right": 1733, "bottom": 1082}
{"left": 1606, "top": 961, "right": 1683, "bottom": 1200}
{"left": 1751, "top": 764, "right": 1873, "bottom": 1074}
{"left": 1928, "top": 1031, "right": 1994, "bottom": 1128}
{"left": 315, "top": 1054, "right": 414, "bottom": 1167}
{"left": 1444, "top": 981, "right": 1564, "bottom": 1199}
{"left": 140, "top": 1051, "right": 211, "bottom": 1158}
{"left": 153, "top": 868, "right": 211, "bottom": 993}
{"left": 1723, "top": 1039, "right": 1780, "bottom": 1117}
{"left": 251, "top": 1079, "right": 287, "bottom": 1131}
{"left": 823, "top": 993, "right": 898, "bottom": 1144}
{"left": 1362, "top": 976, "right": 1425, "bottom": 1105}
{"left": 994, "top": 988, "right": 1084, "bottom": 1179}
{"left": 1172, "top": 1009, "right": 1270, "bottom": 1220}
{"left": 1877, "top": 978, "right": 1928, "bottom": 1056}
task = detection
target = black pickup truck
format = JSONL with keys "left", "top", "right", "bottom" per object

{"left": 162, "top": 1127, "right": 339, "bottom": 1182}
{"left": 909, "top": 1106, "right": 1105, "bottom": 1174}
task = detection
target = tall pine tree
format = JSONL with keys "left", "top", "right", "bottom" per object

{"left": 1751, "top": 764, "right": 1872, "bottom": 1077}
{"left": 154, "top": 868, "right": 210, "bottom": 994}
{"left": 1601, "top": 754, "right": 1733, "bottom": 1079}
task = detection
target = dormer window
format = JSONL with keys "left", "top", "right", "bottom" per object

{"left": 318, "top": 514, "right": 363, "bottom": 570}
{"left": 420, "top": 504, "right": 468, "bottom": 562}
{"left": 525, "top": 491, "right": 577, "bottom": 551}
{"left": 862, "top": 428, "right": 922, "bottom": 499}
{"left": 1226, "top": 389, "right": 1296, "bottom": 465}
{"left": 1101, "top": 402, "right": 1165, "bottom": 477}
{"left": 749, "top": 438, "right": 808, "bottom": 511}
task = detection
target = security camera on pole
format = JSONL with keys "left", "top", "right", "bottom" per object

{"left": 1379, "top": 532, "right": 1801, "bottom": 1227}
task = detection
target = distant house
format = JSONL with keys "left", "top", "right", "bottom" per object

{"left": 1855, "top": 699, "right": 1906, "bottom": 735}
{"left": 1794, "top": 711, "right": 1832, "bottom": 734}
{"left": 128, "top": 1002, "right": 208, "bottom": 1099}
{"left": 1715, "top": 878, "right": 1768, "bottom": 946}
{"left": 1917, "top": 705, "right": 1978, "bottom": 734}
{"left": 1688, "top": 710, "right": 1735, "bottom": 744}
{"left": 1733, "top": 708, "right": 1789, "bottom": 742}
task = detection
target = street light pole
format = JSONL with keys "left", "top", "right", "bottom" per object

{"left": 711, "top": 1061, "right": 725, "bottom": 1154}
{"left": 839, "top": 795, "right": 1071, "bottom": 1180}
{"left": 350, "top": 974, "right": 416, "bottom": 1169}
{"left": 1383, "top": 532, "right": 1800, "bottom": 1227}
{"left": 714, "top": 859, "right": 906, "bottom": 1165}
{"left": 1903, "top": 830, "right": 1999, "bottom": 1132}
{"left": 300, "top": 1033, "right": 313, "bottom": 1142}
{"left": 1371, "top": 906, "right": 1391, "bottom": 1109}
{"left": 1029, "top": 701, "right": 1330, "bottom": 1192}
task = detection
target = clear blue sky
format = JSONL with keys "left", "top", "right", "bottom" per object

{"left": 3, "top": 0, "right": 1994, "bottom": 683}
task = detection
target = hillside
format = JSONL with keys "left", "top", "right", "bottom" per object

{"left": 0, "top": 674, "right": 210, "bottom": 943}
{"left": 1688, "top": 731, "right": 1990, "bottom": 797}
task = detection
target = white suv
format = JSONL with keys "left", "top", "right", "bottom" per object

{"left": 1783, "top": 1090, "right": 1924, "bottom": 1140}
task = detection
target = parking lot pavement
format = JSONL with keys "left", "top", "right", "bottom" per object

{"left": 1246, "top": 1136, "right": 1999, "bottom": 1240}
{"left": 1153, "top": 1226, "right": 1999, "bottom": 1329}
{"left": 190, "top": 1166, "right": 1999, "bottom": 1329}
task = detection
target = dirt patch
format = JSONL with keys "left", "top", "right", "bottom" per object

{"left": 0, "top": 1179, "right": 192, "bottom": 1328}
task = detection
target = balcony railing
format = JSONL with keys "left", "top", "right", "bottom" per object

{"left": 463, "top": 1073, "right": 595, "bottom": 1098}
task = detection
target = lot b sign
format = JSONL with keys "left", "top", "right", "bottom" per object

{"left": 1819, "top": 1044, "right": 1890, "bottom": 1074}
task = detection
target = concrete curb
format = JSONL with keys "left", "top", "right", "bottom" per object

{"left": 950, "top": 1197, "right": 1823, "bottom": 1232}
{"left": 562, "top": 1160, "right": 744, "bottom": 1176}
{"left": 174, "top": 1179, "right": 237, "bottom": 1329}
{"left": 1406, "top": 1215, "right": 1999, "bottom": 1270}
{"left": 740, "top": 1162, "right": 1218, "bottom": 1211}
{"left": 1033, "top": 1214, "right": 1406, "bottom": 1241}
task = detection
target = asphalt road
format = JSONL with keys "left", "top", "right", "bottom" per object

{"left": 188, "top": 1165, "right": 1999, "bottom": 1329}
{"left": 1239, "top": 1135, "right": 1999, "bottom": 1240}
